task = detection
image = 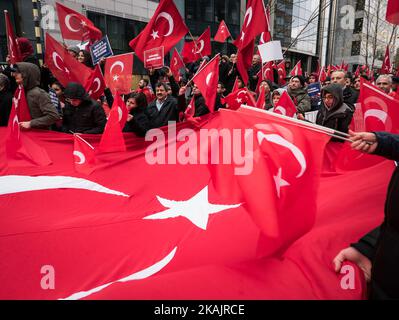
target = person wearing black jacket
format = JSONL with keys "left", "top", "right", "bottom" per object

{"left": 123, "top": 92, "right": 150, "bottom": 137}
{"left": 0, "top": 74, "right": 12, "bottom": 126}
{"left": 146, "top": 82, "right": 179, "bottom": 129}
{"left": 331, "top": 70, "right": 359, "bottom": 110}
{"left": 334, "top": 130, "right": 399, "bottom": 299}
{"left": 316, "top": 83, "right": 354, "bottom": 140}
{"left": 61, "top": 82, "right": 106, "bottom": 134}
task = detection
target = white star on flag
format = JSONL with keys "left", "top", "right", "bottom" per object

{"left": 240, "top": 31, "right": 245, "bottom": 41}
{"left": 143, "top": 186, "right": 241, "bottom": 230}
{"left": 113, "top": 75, "right": 120, "bottom": 81}
{"left": 80, "top": 21, "right": 87, "bottom": 27}
{"left": 274, "top": 168, "right": 290, "bottom": 198}
{"left": 151, "top": 30, "right": 160, "bottom": 40}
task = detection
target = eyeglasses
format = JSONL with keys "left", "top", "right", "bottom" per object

{"left": 322, "top": 96, "right": 334, "bottom": 100}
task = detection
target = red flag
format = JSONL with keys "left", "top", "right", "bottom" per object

{"left": 104, "top": 53, "right": 134, "bottom": 95}
{"left": 73, "top": 134, "right": 96, "bottom": 175}
{"left": 129, "top": 0, "right": 189, "bottom": 62}
{"left": 256, "top": 85, "right": 266, "bottom": 109}
{"left": 181, "top": 27, "right": 212, "bottom": 64}
{"left": 380, "top": 46, "right": 391, "bottom": 74}
{"left": 386, "top": 0, "right": 399, "bottom": 25}
{"left": 359, "top": 78, "right": 399, "bottom": 133}
{"left": 354, "top": 66, "right": 360, "bottom": 78}
{"left": 4, "top": 10, "right": 22, "bottom": 64}
{"left": 213, "top": 107, "right": 331, "bottom": 256}
{"left": 277, "top": 60, "right": 287, "bottom": 86}
{"left": 289, "top": 61, "right": 302, "bottom": 76}
{"left": 319, "top": 66, "right": 327, "bottom": 83}
{"left": 224, "top": 88, "right": 256, "bottom": 110}
{"left": 86, "top": 65, "right": 106, "bottom": 101}
{"left": 233, "top": 0, "right": 267, "bottom": 49}
{"left": 98, "top": 94, "right": 127, "bottom": 153}
{"left": 236, "top": 39, "right": 255, "bottom": 86}
{"left": 56, "top": 2, "right": 102, "bottom": 42}
{"left": 170, "top": 48, "right": 185, "bottom": 81}
{"left": 184, "top": 96, "right": 196, "bottom": 120}
{"left": 256, "top": 61, "right": 274, "bottom": 93}
{"left": 214, "top": 20, "right": 231, "bottom": 43}
{"left": 5, "top": 89, "right": 51, "bottom": 167}
{"left": 259, "top": 6, "right": 271, "bottom": 44}
{"left": 13, "top": 85, "right": 31, "bottom": 122}
{"left": 273, "top": 91, "right": 297, "bottom": 117}
{"left": 191, "top": 54, "right": 220, "bottom": 113}
{"left": 232, "top": 76, "right": 240, "bottom": 92}
{"left": 45, "top": 33, "right": 93, "bottom": 88}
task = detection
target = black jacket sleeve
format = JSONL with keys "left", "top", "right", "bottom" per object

{"left": 373, "top": 132, "right": 399, "bottom": 161}
{"left": 82, "top": 104, "right": 106, "bottom": 134}
{"left": 351, "top": 226, "right": 381, "bottom": 261}
{"left": 168, "top": 75, "right": 180, "bottom": 98}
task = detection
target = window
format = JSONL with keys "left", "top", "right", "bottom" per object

{"left": 353, "top": 18, "right": 363, "bottom": 34}
{"left": 356, "top": 0, "right": 366, "bottom": 11}
{"left": 351, "top": 41, "right": 361, "bottom": 56}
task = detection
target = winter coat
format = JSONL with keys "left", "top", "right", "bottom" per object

{"left": 351, "top": 132, "right": 399, "bottom": 299}
{"left": 316, "top": 83, "right": 353, "bottom": 139}
{"left": 16, "top": 62, "right": 60, "bottom": 129}
{"left": 146, "top": 95, "right": 179, "bottom": 129}
{"left": 343, "top": 86, "right": 359, "bottom": 111}
{"left": 61, "top": 83, "right": 106, "bottom": 134}
{"left": 123, "top": 106, "right": 151, "bottom": 137}
{"left": 287, "top": 86, "right": 311, "bottom": 114}
{"left": 0, "top": 88, "right": 13, "bottom": 126}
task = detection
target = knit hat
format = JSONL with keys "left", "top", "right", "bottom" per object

{"left": 291, "top": 75, "right": 306, "bottom": 87}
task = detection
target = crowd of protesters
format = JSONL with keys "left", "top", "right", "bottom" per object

{"left": 1, "top": 36, "right": 399, "bottom": 300}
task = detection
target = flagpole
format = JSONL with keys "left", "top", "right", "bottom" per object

{"left": 185, "top": 53, "right": 221, "bottom": 88}
{"left": 187, "top": 30, "right": 204, "bottom": 60}
{"left": 239, "top": 105, "right": 354, "bottom": 142}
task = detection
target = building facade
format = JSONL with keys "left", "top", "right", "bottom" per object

{"left": 328, "top": 0, "right": 399, "bottom": 72}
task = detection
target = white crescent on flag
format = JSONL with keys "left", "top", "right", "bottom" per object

{"left": 206, "top": 72, "right": 213, "bottom": 86}
{"left": 155, "top": 12, "right": 174, "bottom": 37}
{"left": 364, "top": 109, "right": 388, "bottom": 124}
{"left": 73, "top": 151, "right": 86, "bottom": 165}
{"left": 194, "top": 40, "right": 204, "bottom": 54}
{"left": 65, "top": 14, "right": 82, "bottom": 33}
{"left": 244, "top": 7, "right": 253, "bottom": 28}
{"left": 110, "top": 61, "right": 124, "bottom": 74}
{"left": 257, "top": 132, "right": 307, "bottom": 178}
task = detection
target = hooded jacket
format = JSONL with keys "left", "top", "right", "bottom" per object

{"left": 271, "top": 88, "right": 287, "bottom": 108}
{"left": 287, "top": 86, "right": 311, "bottom": 114}
{"left": 61, "top": 83, "right": 106, "bottom": 134}
{"left": 16, "top": 62, "right": 60, "bottom": 129}
{"left": 316, "top": 83, "right": 353, "bottom": 138}
{"left": 0, "top": 74, "right": 12, "bottom": 126}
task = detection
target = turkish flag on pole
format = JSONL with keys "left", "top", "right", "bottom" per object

{"left": 290, "top": 61, "right": 302, "bottom": 76}
{"left": 73, "top": 134, "right": 96, "bottom": 175}
{"left": 256, "top": 61, "right": 274, "bottom": 93}
{"left": 129, "top": 0, "right": 188, "bottom": 62}
{"left": 184, "top": 96, "right": 196, "bottom": 119}
{"left": 386, "top": 0, "right": 399, "bottom": 25}
{"left": 170, "top": 48, "right": 185, "bottom": 81}
{"left": 4, "top": 10, "right": 22, "bottom": 64}
{"left": 56, "top": 2, "right": 102, "bottom": 42}
{"left": 380, "top": 46, "right": 391, "bottom": 74}
{"left": 224, "top": 88, "right": 257, "bottom": 110}
{"left": 5, "top": 89, "right": 51, "bottom": 167}
{"left": 191, "top": 54, "right": 220, "bottom": 113}
{"left": 45, "top": 33, "right": 93, "bottom": 88}
{"left": 214, "top": 20, "right": 231, "bottom": 43}
{"left": 273, "top": 90, "right": 297, "bottom": 117}
{"left": 181, "top": 27, "right": 212, "bottom": 64}
{"left": 104, "top": 53, "right": 134, "bottom": 95}
{"left": 319, "top": 66, "right": 327, "bottom": 83}
{"left": 86, "top": 65, "right": 106, "bottom": 101}
{"left": 98, "top": 93, "right": 127, "bottom": 153}
{"left": 256, "top": 85, "right": 266, "bottom": 109}
{"left": 359, "top": 78, "right": 399, "bottom": 133}
{"left": 277, "top": 60, "right": 287, "bottom": 86}
{"left": 234, "top": 0, "right": 267, "bottom": 49}
{"left": 259, "top": 6, "right": 272, "bottom": 44}
{"left": 236, "top": 39, "right": 255, "bottom": 86}
{"left": 13, "top": 85, "right": 31, "bottom": 122}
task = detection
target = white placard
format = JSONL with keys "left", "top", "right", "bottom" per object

{"left": 258, "top": 40, "right": 284, "bottom": 63}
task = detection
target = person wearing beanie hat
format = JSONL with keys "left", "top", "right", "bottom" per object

{"left": 61, "top": 82, "right": 106, "bottom": 134}
{"left": 287, "top": 75, "right": 311, "bottom": 114}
